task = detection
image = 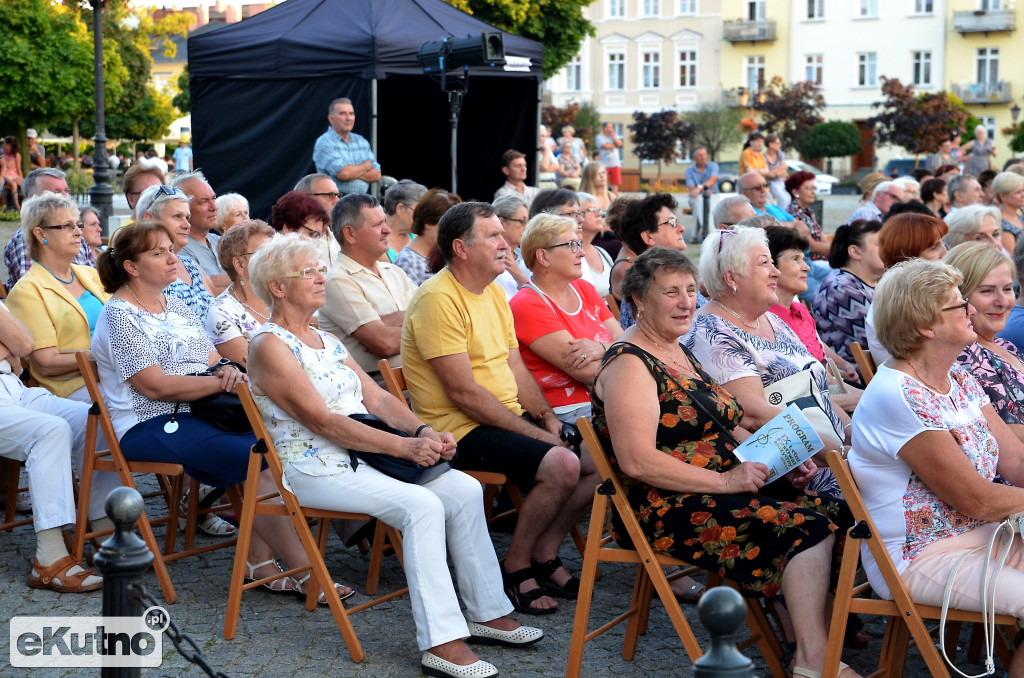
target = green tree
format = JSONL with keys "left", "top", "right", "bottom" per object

{"left": 0, "top": 0, "right": 95, "bottom": 174}
{"left": 629, "top": 109, "right": 694, "bottom": 180}
{"left": 173, "top": 66, "right": 190, "bottom": 114}
{"left": 443, "top": 0, "right": 595, "bottom": 79}
{"left": 752, "top": 76, "right": 825, "bottom": 152}
{"left": 684, "top": 104, "right": 744, "bottom": 162}
{"left": 800, "top": 121, "right": 862, "bottom": 174}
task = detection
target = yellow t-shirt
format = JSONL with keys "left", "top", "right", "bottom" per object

{"left": 739, "top": 147, "right": 767, "bottom": 177}
{"left": 401, "top": 268, "right": 522, "bottom": 441}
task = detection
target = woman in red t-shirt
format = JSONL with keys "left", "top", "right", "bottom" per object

{"left": 509, "top": 214, "right": 623, "bottom": 423}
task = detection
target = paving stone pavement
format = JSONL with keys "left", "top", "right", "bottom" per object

{"left": 1, "top": 474, "right": 1008, "bottom": 677}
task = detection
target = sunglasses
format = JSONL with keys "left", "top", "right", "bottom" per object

{"left": 717, "top": 228, "right": 738, "bottom": 256}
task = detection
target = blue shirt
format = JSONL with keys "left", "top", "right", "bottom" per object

{"left": 313, "top": 127, "right": 380, "bottom": 195}
{"left": 997, "top": 304, "right": 1024, "bottom": 353}
{"left": 77, "top": 289, "right": 104, "bottom": 337}
{"left": 753, "top": 204, "right": 795, "bottom": 222}
{"left": 685, "top": 162, "right": 720, "bottom": 193}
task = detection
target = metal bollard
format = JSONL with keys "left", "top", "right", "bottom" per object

{"left": 694, "top": 586, "right": 756, "bottom": 678}
{"left": 93, "top": 487, "right": 155, "bottom": 678}
{"left": 701, "top": 185, "right": 711, "bottom": 241}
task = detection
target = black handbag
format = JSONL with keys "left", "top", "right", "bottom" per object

{"left": 347, "top": 413, "right": 453, "bottom": 485}
{"left": 168, "top": 360, "right": 250, "bottom": 434}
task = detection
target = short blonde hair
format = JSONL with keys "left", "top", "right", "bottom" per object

{"left": 21, "top": 192, "right": 79, "bottom": 260}
{"left": 698, "top": 226, "right": 769, "bottom": 299}
{"left": 520, "top": 213, "right": 578, "bottom": 270}
{"left": 216, "top": 193, "right": 249, "bottom": 232}
{"left": 942, "top": 241, "right": 1014, "bottom": 298}
{"left": 248, "top": 233, "right": 319, "bottom": 312}
{"left": 873, "top": 259, "right": 962, "bottom": 360}
{"left": 992, "top": 171, "right": 1024, "bottom": 203}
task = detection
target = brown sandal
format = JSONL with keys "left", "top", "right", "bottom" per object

{"left": 27, "top": 556, "right": 103, "bottom": 593}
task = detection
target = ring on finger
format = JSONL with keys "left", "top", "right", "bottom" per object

{"left": 581, "top": 353, "right": 587, "bottom": 360}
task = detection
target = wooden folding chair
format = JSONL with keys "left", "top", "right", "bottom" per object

{"left": 604, "top": 293, "right": 620, "bottom": 319}
{"left": 74, "top": 352, "right": 241, "bottom": 604}
{"left": 226, "top": 383, "right": 408, "bottom": 663}
{"left": 567, "top": 418, "right": 787, "bottom": 678}
{"left": 824, "top": 450, "right": 1016, "bottom": 677}
{"left": 0, "top": 458, "right": 32, "bottom": 533}
{"left": 0, "top": 281, "right": 7, "bottom": 299}
{"left": 850, "top": 341, "right": 876, "bottom": 385}
{"left": 377, "top": 359, "right": 587, "bottom": 555}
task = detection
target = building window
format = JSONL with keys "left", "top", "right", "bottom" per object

{"left": 608, "top": 0, "right": 625, "bottom": 18}
{"left": 805, "top": 54, "right": 823, "bottom": 85}
{"left": 857, "top": 53, "right": 877, "bottom": 86}
{"left": 608, "top": 52, "right": 625, "bottom": 90}
{"left": 980, "top": 0, "right": 1002, "bottom": 10}
{"left": 642, "top": 0, "right": 659, "bottom": 17}
{"left": 980, "top": 116, "right": 997, "bottom": 139}
{"left": 678, "top": 0, "right": 697, "bottom": 15}
{"left": 859, "top": 0, "right": 878, "bottom": 17}
{"left": 977, "top": 47, "right": 999, "bottom": 86}
{"left": 679, "top": 50, "right": 697, "bottom": 88}
{"left": 642, "top": 50, "right": 661, "bottom": 89}
{"left": 744, "top": 55, "right": 765, "bottom": 92}
{"left": 914, "top": 0, "right": 933, "bottom": 13}
{"left": 807, "top": 0, "right": 824, "bottom": 19}
{"left": 912, "top": 51, "right": 931, "bottom": 87}
{"left": 746, "top": 0, "right": 766, "bottom": 21}
{"left": 566, "top": 55, "right": 582, "bottom": 91}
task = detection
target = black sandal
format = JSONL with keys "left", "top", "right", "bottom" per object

{"left": 530, "top": 556, "right": 580, "bottom": 600}
{"left": 502, "top": 563, "right": 558, "bottom": 615}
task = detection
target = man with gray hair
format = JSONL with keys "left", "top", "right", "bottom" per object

{"left": 312, "top": 97, "right": 381, "bottom": 196}
{"left": 712, "top": 194, "right": 756, "bottom": 229}
{"left": 171, "top": 170, "right": 229, "bottom": 295}
{"left": 294, "top": 172, "right": 340, "bottom": 214}
{"left": 382, "top": 179, "right": 427, "bottom": 261}
{"left": 848, "top": 180, "right": 902, "bottom": 224}
{"left": 319, "top": 194, "right": 417, "bottom": 379}
{"left": 944, "top": 175, "right": 983, "bottom": 220}
{"left": 4, "top": 168, "right": 93, "bottom": 289}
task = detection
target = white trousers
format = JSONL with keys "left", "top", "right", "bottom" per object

{"left": 0, "top": 373, "right": 121, "bottom": 531}
{"left": 285, "top": 463, "right": 514, "bottom": 651}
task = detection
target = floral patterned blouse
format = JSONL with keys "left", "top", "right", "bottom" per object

{"left": 204, "top": 288, "right": 266, "bottom": 348}
{"left": 393, "top": 247, "right": 433, "bottom": 286}
{"left": 253, "top": 323, "right": 367, "bottom": 485}
{"left": 786, "top": 202, "right": 827, "bottom": 260}
{"left": 165, "top": 254, "right": 214, "bottom": 322}
{"left": 956, "top": 339, "right": 1024, "bottom": 426}
{"left": 810, "top": 268, "right": 874, "bottom": 365}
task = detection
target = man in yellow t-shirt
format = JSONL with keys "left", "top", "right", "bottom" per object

{"left": 402, "top": 202, "right": 599, "bottom": 616}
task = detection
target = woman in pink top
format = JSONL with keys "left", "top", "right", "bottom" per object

{"left": 509, "top": 213, "right": 622, "bottom": 424}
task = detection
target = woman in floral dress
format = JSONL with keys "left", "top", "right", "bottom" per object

{"left": 592, "top": 247, "right": 858, "bottom": 678}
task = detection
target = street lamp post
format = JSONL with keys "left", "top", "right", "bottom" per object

{"left": 1011, "top": 102, "right": 1021, "bottom": 124}
{"left": 88, "top": 0, "right": 114, "bottom": 236}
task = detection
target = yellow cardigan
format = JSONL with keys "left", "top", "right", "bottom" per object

{"left": 6, "top": 263, "right": 111, "bottom": 397}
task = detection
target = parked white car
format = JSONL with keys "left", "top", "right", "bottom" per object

{"left": 787, "top": 160, "right": 840, "bottom": 196}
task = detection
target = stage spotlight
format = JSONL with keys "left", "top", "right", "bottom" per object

{"left": 418, "top": 32, "right": 505, "bottom": 74}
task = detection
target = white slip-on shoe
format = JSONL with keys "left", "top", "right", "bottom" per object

{"left": 465, "top": 621, "right": 544, "bottom": 648}
{"left": 420, "top": 651, "right": 498, "bottom": 678}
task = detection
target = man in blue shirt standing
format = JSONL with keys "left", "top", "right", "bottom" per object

{"left": 684, "top": 147, "right": 719, "bottom": 240}
{"left": 313, "top": 98, "right": 382, "bottom": 196}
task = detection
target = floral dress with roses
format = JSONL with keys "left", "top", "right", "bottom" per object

{"left": 591, "top": 342, "right": 851, "bottom": 596}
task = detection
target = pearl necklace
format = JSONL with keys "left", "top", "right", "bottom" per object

{"left": 637, "top": 325, "right": 697, "bottom": 378}
{"left": 229, "top": 284, "right": 269, "bottom": 322}
{"left": 125, "top": 283, "right": 167, "bottom": 319}
{"left": 714, "top": 300, "right": 760, "bottom": 330}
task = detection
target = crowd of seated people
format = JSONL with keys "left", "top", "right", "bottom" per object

{"left": 11, "top": 150, "right": 1024, "bottom": 678}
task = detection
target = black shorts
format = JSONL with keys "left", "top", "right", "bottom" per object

{"left": 455, "top": 425, "right": 557, "bottom": 490}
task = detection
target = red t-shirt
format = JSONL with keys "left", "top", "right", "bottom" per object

{"left": 510, "top": 279, "right": 614, "bottom": 408}
{"left": 768, "top": 301, "right": 826, "bottom": 362}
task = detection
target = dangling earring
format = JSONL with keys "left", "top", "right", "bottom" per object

{"left": 43, "top": 238, "right": 48, "bottom": 245}
{"left": 732, "top": 285, "right": 737, "bottom": 294}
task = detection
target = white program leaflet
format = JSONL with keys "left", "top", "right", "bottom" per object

{"left": 732, "top": 404, "right": 823, "bottom": 484}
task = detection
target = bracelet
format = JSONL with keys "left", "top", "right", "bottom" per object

{"left": 536, "top": 409, "right": 555, "bottom": 420}
{"left": 414, "top": 424, "right": 432, "bottom": 438}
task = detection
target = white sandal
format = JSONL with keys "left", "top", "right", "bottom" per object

{"left": 179, "top": 486, "right": 236, "bottom": 537}
{"left": 244, "top": 559, "right": 295, "bottom": 594}
{"left": 292, "top": 573, "right": 355, "bottom": 606}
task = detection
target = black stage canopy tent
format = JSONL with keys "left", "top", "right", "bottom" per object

{"left": 188, "top": 0, "right": 545, "bottom": 218}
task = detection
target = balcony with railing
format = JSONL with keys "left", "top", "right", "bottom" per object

{"left": 952, "top": 9, "right": 1015, "bottom": 33}
{"left": 950, "top": 81, "right": 1012, "bottom": 104}
{"left": 723, "top": 20, "right": 777, "bottom": 42}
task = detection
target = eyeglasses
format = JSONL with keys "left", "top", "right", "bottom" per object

{"left": 504, "top": 217, "right": 527, "bottom": 226}
{"left": 559, "top": 210, "right": 584, "bottom": 220}
{"left": 298, "top": 224, "right": 324, "bottom": 240}
{"left": 156, "top": 185, "right": 177, "bottom": 196}
{"left": 717, "top": 228, "right": 738, "bottom": 256}
{"left": 584, "top": 208, "right": 606, "bottom": 217}
{"left": 742, "top": 183, "right": 768, "bottom": 191}
{"left": 657, "top": 217, "right": 679, "bottom": 229}
{"left": 284, "top": 265, "right": 329, "bottom": 279}
{"left": 41, "top": 220, "right": 83, "bottom": 233}
{"left": 941, "top": 299, "right": 970, "bottom": 317}
{"left": 882, "top": 192, "right": 902, "bottom": 200}
{"left": 546, "top": 239, "right": 584, "bottom": 253}
{"left": 313, "top": 191, "right": 340, "bottom": 199}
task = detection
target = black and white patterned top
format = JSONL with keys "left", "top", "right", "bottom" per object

{"left": 92, "top": 296, "right": 214, "bottom": 439}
